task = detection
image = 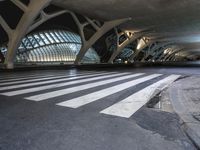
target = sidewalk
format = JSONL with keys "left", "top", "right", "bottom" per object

{"left": 167, "top": 76, "right": 200, "bottom": 149}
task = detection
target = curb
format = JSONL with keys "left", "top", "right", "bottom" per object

{"left": 167, "top": 80, "right": 200, "bottom": 149}
{"left": 182, "top": 123, "right": 200, "bottom": 149}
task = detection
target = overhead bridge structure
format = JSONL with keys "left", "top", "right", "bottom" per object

{"left": 0, "top": 0, "right": 200, "bottom": 69}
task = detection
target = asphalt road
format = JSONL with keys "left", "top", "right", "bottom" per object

{"left": 0, "top": 67, "right": 199, "bottom": 150}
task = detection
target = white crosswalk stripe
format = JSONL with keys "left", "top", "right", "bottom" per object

{"left": 0, "top": 71, "right": 106, "bottom": 82}
{"left": 0, "top": 73, "right": 109, "bottom": 86}
{"left": 0, "top": 74, "right": 58, "bottom": 83}
{"left": 0, "top": 74, "right": 76, "bottom": 86}
{"left": 0, "top": 73, "right": 66, "bottom": 81}
{"left": 56, "top": 74, "right": 162, "bottom": 108}
{"left": 100, "top": 75, "right": 181, "bottom": 118}
{"left": 0, "top": 72, "right": 116, "bottom": 91}
{"left": 0, "top": 74, "right": 51, "bottom": 80}
{"left": 0, "top": 71, "right": 180, "bottom": 118}
{"left": 24, "top": 73, "right": 144, "bottom": 101}
{"left": 2, "top": 72, "right": 132, "bottom": 96}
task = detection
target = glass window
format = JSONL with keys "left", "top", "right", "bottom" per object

{"left": 58, "top": 31, "right": 65, "bottom": 41}
{"left": 49, "top": 32, "right": 60, "bottom": 43}
{"left": 33, "top": 34, "right": 45, "bottom": 46}
{"left": 10, "top": 30, "right": 100, "bottom": 63}
{"left": 62, "top": 31, "right": 71, "bottom": 42}
{"left": 39, "top": 33, "right": 50, "bottom": 45}
{"left": 44, "top": 32, "right": 55, "bottom": 43}
{"left": 55, "top": 31, "right": 64, "bottom": 42}
{"left": 22, "top": 38, "right": 33, "bottom": 49}
{"left": 27, "top": 35, "right": 39, "bottom": 48}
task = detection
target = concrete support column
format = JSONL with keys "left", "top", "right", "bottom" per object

{"left": 129, "top": 38, "right": 150, "bottom": 61}
{"left": 164, "top": 48, "right": 183, "bottom": 61}
{"left": 28, "top": 10, "right": 67, "bottom": 33}
{"left": 151, "top": 48, "right": 164, "bottom": 60}
{"left": 141, "top": 42, "right": 172, "bottom": 61}
{"left": 141, "top": 44, "right": 155, "bottom": 61}
{"left": 1, "top": 0, "right": 52, "bottom": 69}
{"left": 157, "top": 49, "right": 171, "bottom": 61}
{"left": 71, "top": 14, "right": 131, "bottom": 65}
{"left": 108, "top": 29, "right": 143, "bottom": 63}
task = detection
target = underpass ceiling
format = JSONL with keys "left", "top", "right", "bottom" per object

{"left": 52, "top": 0, "right": 200, "bottom": 56}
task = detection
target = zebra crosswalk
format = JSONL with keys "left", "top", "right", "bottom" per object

{"left": 25, "top": 73, "right": 144, "bottom": 101}
{"left": 100, "top": 74, "right": 180, "bottom": 118}
{"left": 0, "top": 72, "right": 116, "bottom": 91}
{"left": 0, "top": 71, "right": 180, "bottom": 118}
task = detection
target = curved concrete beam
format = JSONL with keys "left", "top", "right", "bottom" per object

{"left": 108, "top": 29, "right": 143, "bottom": 63}
{"left": 2, "top": 0, "right": 52, "bottom": 69}
{"left": 151, "top": 45, "right": 172, "bottom": 61}
{"left": 10, "top": 0, "right": 28, "bottom": 12}
{"left": 72, "top": 15, "right": 131, "bottom": 65}
{"left": 164, "top": 48, "right": 185, "bottom": 61}
{"left": 151, "top": 48, "right": 165, "bottom": 60}
{"left": 141, "top": 42, "right": 173, "bottom": 61}
{"left": 169, "top": 49, "right": 197, "bottom": 61}
{"left": 0, "top": 16, "right": 13, "bottom": 38}
{"left": 27, "top": 10, "right": 68, "bottom": 33}
{"left": 128, "top": 37, "right": 150, "bottom": 61}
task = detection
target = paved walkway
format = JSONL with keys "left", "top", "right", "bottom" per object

{"left": 168, "top": 76, "right": 200, "bottom": 149}
{"left": 0, "top": 69, "right": 196, "bottom": 150}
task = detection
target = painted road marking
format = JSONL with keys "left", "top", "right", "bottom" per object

{"left": 57, "top": 74, "right": 162, "bottom": 108}
{"left": 100, "top": 75, "right": 180, "bottom": 118}
{"left": 25, "top": 73, "right": 143, "bottom": 101}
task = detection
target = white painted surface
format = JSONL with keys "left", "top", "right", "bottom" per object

{"left": 0, "top": 71, "right": 106, "bottom": 82}
{"left": 3, "top": 72, "right": 131, "bottom": 96}
{"left": 57, "top": 74, "right": 162, "bottom": 108}
{"left": 0, "top": 72, "right": 115, "bottom": 91}
{"left": 24, "top": 73, "right": 143, "bottom": 101}
{"left": 0, "top": 71, "right": 105, "bottom": 85}
{"left": 0, "top": 75, "right": 73, "bottom": 86}
{"left": 0, "top": 74, "right": 57, "bottom": 83}
{"left": 100, "top": 75, "right": 180, "bottom": 118}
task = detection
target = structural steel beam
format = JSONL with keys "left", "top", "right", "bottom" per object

{"left": 2, "top": 0, "right": 51, "bottom": 69}
{"left": 72, "top": 15, "right": 131, "bottom": 64}
{"left": 108, "top": 29, "right": 143, "bottom": 63}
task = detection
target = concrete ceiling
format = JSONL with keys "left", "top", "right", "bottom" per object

{"left": 52, "top": 0, "right": 200, "bottom": 57}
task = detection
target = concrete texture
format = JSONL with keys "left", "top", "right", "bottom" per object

{"left": 52, "top": 0, "right": 200, "bottom": 58}
{"left": 53, "top": 0, "right": 200, "bottom": 35}
{"left": 0, "top": 67, "right": 198, "bottom": 150}
{"left": 168, "top": 76, "right": 200, "bottom": 149}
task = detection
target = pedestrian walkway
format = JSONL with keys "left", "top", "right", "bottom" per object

{"left": 0, "top": 71, "right": 180, "bottom": 118}
{"left": 168, "top": 76, "right": 200, "bottom": 149}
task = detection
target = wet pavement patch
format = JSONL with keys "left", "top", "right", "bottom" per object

{"left": 133, "top": 108, "right": 188, "bottom": 141}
